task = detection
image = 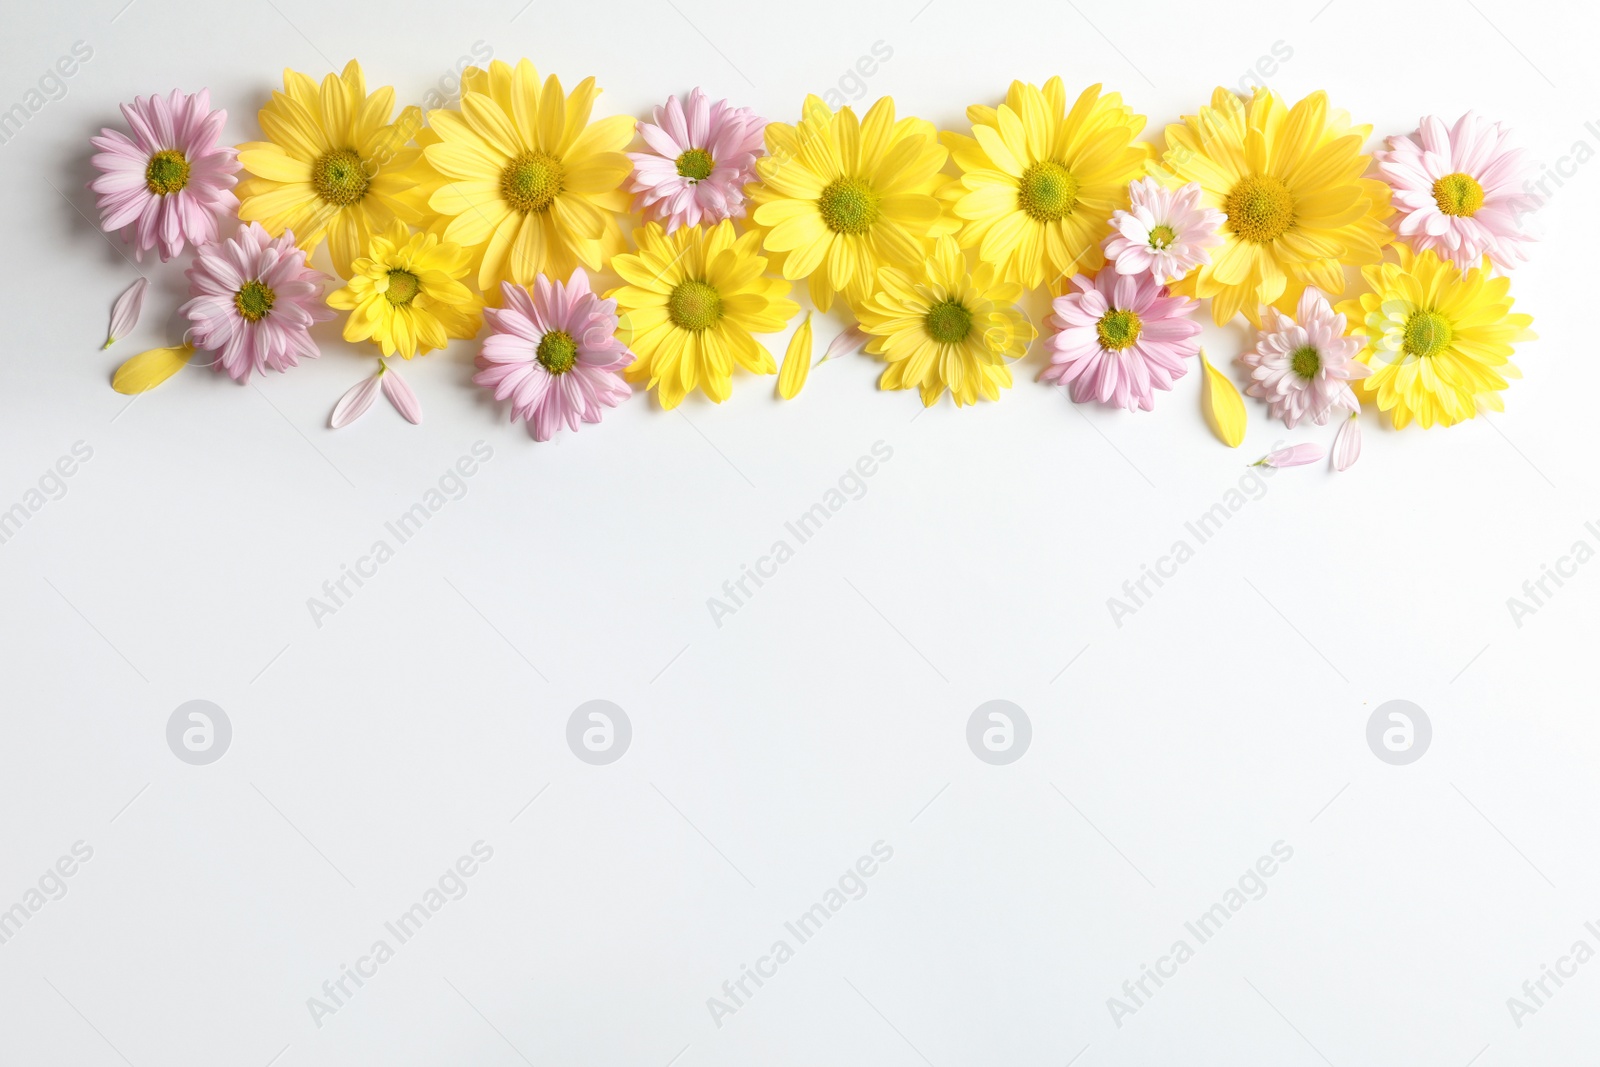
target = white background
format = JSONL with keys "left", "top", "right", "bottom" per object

{"left": 1, "top": 0, "right": 1596, "bottom": 1063}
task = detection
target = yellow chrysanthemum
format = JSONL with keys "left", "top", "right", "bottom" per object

{"left": 237, "top": 61, "right": 427, "bottom": 278}
{"left": 747, "top": 95, "right": 953, "bottom": 313}
{"left": 418, "top": 59, "right": 633, "bottom": 293}
{"left": 941, "top": 80, "right": 1151, "bottom": 292}
{"left": 1154, "top": 87, "right": 1392, "bottom": 326}
{"left": 608, "top": 220, "right": 798, "bottom": 409}
{"left": 857, "top": 236, "right": 1036, "bottom": 407}
{"left": 326, "top": 220, "right": 482, "bottom": 359}
{"left": 1336, "top": 247, "right": 1534, "bottom": 429}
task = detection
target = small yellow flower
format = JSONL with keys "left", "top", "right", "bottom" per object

{"left": 327, "top": 221, "right": 482, "bottom": 359}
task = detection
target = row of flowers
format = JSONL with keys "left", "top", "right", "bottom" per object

{"left": 89, "top": 61, "right": 1537, "bottom": 460}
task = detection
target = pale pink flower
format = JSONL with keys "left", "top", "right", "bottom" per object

{"left": 627, "top": 88, "right": 766, "bottom": 232}
{"left": 475, "top": 272, "right": 634, "bottom": 442}
{"left": 180, "top": 222, "right": 334, "bottom": 382}
{"left": 89, "top": 89, "right": 240, "bottom": 261}
{"left": 1104, "top": 178, "right": 1225, "bottom": 284}
{"left": 1239, "top": 288, "right": 1370, "bottom": 428}
{"left": 1375, "top": 112, "right": 1536, "bottom": 272}
{"left": 1042, "top": 271, "right": 1203, "bottom": 412}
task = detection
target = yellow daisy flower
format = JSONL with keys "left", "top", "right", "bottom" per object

{"left": 419, "top": 59, "right": 634, "bottom": 292}
{"left": 1154, "top": 87, "right": 1392, "bottom": 326}
{"left": 747, "top": 95, "right": 952, "bottom": 313}
{"left": 1336, "top": 247, "right": 1534, "bottom": 429}
{"left": 237, "top": 60, "right": 427, "bottom": 278}
{"left": 857, "top": 236, "right": 1036, "bottom": 407}
{"left": 941, "top": 79, "right": 1151, "bottom": 292}
{"left": 608, "top": 220, "right": 798, "bottom": 409}
{"left": 327, "top": 220, "right": 483, "bottom": 359}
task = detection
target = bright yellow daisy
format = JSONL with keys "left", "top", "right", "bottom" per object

{"left": 1336, "top": 247, "right": 1534, "bottom": 429}
{"left": 236, "top": 60, "right": 427, "bottom": 278}
{"left": 608, "top": 220, "right": 798, "bottom": 409}
{"left": 747, "top": 95, "right": 953, "bottom": 313}
{"left": 1154, "top": 87, "right": 1392, "bottom": 326}
{"left": 857, "top": 236, "right": 1035, "bottom": 407}
{"left": 941, "top": 79, "right": 1151, "bottom": 292}
{"left": 327, "top": 220, "right": 482, "bottom": 359}
{"left": 419, "top": 59, "right": 633, "bottom": 292}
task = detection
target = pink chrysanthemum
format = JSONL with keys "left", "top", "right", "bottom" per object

{"left": 1104, "top": 178, "right": 1226, "bottom": 284}
{"left": 89, "top": 89, "right": 240, "bottom": 262}
{"left": 1239, "top": 288, "right": 1370, "bottom": 428}
{"left": 475, "top": 272, "right": 634, "bottom": 441}
{"left": 626, "top": 88, "right": 765, "bottom": 232}
{"left": 1374, "top": 113, "right": 1536, "bottom": 272}
{"left": 1043, "top": 271, "right": 1202, "bottom": 411}
{"left": 180, "top": 222, "right": 334, "bottom": 382}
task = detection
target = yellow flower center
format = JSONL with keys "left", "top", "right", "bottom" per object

{"left": 537, "top": 329, "right": 578, "bottom": 374}
{"left": 1432, "top": 172, "right": 1485, "bottom": 217}
{"left": 1018, "top": 161, "right": 1079, "bottom": 222}
{"left": 145, "top": 149, "right": 190, "bottom": 195}
{"left": 1148, "top": 224, "right": 1178, "bottom": 250}
{"left": 1403, "top": 309, "right": 1453, "bottom": 358}
{"left": 1096, "top": 308, "right": 1142, "bottom": 351}
{"left": 312, "top": 149, "right": 371, "bottom": 206}
{"left": 923, "top": 298, "right": 973, "bottom": 345}
{"left": 668, "top": 279, "right": 722, "bottom": 331}
{"left": 384, "top": 270, "right": 421, "bottom": 307}
{"left": 1290, "top": 344, "right": 1321, "bottom": 380}
{"left": 1224, "top": 174, "right": 1294, "bottom": 243}
{"left": 501, "top": 151, "right": 564, "bottom": 214}
{"left": 817, "top": 177, "right": 881, "bottom": 235}
{"left": 233, "top": 280, "right": 275, "bottom": 322}
{"left": 675, "top": 148, "right": 714, "bottom": 183}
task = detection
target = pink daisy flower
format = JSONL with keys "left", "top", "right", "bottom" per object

{"left": 1043, "top": 271, "right": 1202, "bottom": 412}
{"left": 180, "top": 222, "right": 334, "bottom": 382}
{"left": 1104, "top": 178, "right": 1226, "bottom": 284}
{"left": 475, "top": 272, "right": 634, "bottom": 442}
{"left": 89, "top": 89, "right": 240, "bottom": 262}
{"left": 1239, "top": 288, "right": 1370, "bottom": 428}
{"left": 1374, "top": 113, "right": 1536, "bottom": 273}
{"left": 627, "top": 88, "right": 765, "bottom": 232}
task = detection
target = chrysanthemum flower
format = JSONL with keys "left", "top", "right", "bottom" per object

{"left": 628, "top": 88, "right": 765, "bottom": 233}
{"left": 1104, "top": 178, "right": 1225, "bottom": 284}
{"left": 326, "top": 221, "right": 482, "bottom": 359}
{"left": 418, "top": 59, "right": 633, "bottom": 293}
{"left": 179, "top": 222, "right": 334, "bottom": 382}
{"left": 1374, "top": 112, "right": 1536, "bottom": 273}
{"left": 89, "top": 89, "right": 240, "bottom": 261}
{"left": 1042, "top": 269, "right": 1202, "bottom": 411}
{"left": 747, "top": 95, "right": 952, "bottom": 313}
{"left": 1239, "top": 288, "right": 1369, "bottom": 427}
{"left": 1336, "top": 247, "right": 1535, "bottom": 429}
{"left": 941, "top": 80, "right": 1151, "bottom": 291}
{"left": 236, "top": 61, "right": 427, "bottom": 278}
{"left": 607, "top": 220, "right": 798, "bottom": 408}
{"left": 1153, "top": 88, "right": 1392, "bottom": 326}
{"left": 856, "top": 236, "right": 1034, "bottom": 407}
{"left": 475, "top": 273, "right": 634, "bottom": 441}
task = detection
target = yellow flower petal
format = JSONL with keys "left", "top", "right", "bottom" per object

{"left": 1199, "top": 348, "right": 1246, "bottom": 447}
{"left": 112, "top": 344, "right": 193, "bottom": 394}
{"left": 778, "top": 313, "right": 813, "bottom": 399}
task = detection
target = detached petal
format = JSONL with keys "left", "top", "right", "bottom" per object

{"left": 381, "top": 364, "right": 423, "bottom": 424}
{"left": 1198, "top": 348, "right": 1245, "bottom": 448}
{"left": 112, "top": 343, "right": 192, "bottom": 393}
{"left": 1332, "top": 413, "right": 1362, "bottom": 471}
{"left": 821, "top": 324, "right": 867, "bottom": 363}
{"left": 1254, "top": 442, "right": 1324, "bottom": 468}
{"left": 104, "top": 277, "right": 149, "bottom": 349}
{"left": 331, "top": 371, "right": 382, "bottom": 428}
{"left": 777, "top": 312, "right": 813, "bottom": 400}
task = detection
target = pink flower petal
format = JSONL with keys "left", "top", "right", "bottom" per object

{"left": 104, "top": 276, "right": 148, "bottom": 348}
{"left": 380, "top": 365, "right": 422, "bottom": 424}
{"left": 1332, "top": 414, "right": 1362, "bottom": 471}
{"left": 331, "top": 372, "right": 382, "bottom": 428}
{"left": 1254, "top": 443, "right": 1325, "bottom": 468}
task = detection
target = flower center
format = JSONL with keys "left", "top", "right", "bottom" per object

{"left": 1148, "top": 224, "right": 1178, "bottom": 250}
{"left": 1403, "top": 309, "right": 1453, "bottom": 358}
{"left": 675, "top": 148, "right": 715, "bottom": 183}
{"left": 1018, "top": 161, "right": 1079, "bottom": 222}
{"left": 923, "top": 299, "right": 974, "bottom": 345}
{"left": 501, "top": 151, "right": 564, "bottom": 214}
{"left": 1224, "top": 174, "right": 1295, "bottom": 243}
{"left": 312, "top": 148, "right": 371, "bottom": 206}
{"left": 536, "top": 329, "right": 578, "bottom": 374}
{"left": 1096, "top": 308, "right": 1142, "bottom": 351}
{"left": 1290, "top": 344, "right": 1322, "bottom": 380}
{"left": 233, "top": 280, "right": 276, "bottom": 323}
{"left": 1432, "top": 172, "right": 1485, "bottom": 217}
{"left": 668, "top": 279, "right": 722, "bottom": 331}
{"left": 384, "top": 270, "right": 421, "bottom": 307}
{"left": 817, "top": 177, "right": 881, "bottom": 235}
{"left": 145, "top": 149, "right": 190, "bottom": 195}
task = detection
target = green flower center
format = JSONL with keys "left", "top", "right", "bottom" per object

{"left": 1403, "top": 309, "right": 1454, "bottom": 358}
{"left": 536, "top": 329, "right": 578, "bottom": 374}
{"left": 1018, "top": 161, "right": 1079, "bottom": 222}
{"left": 1224, "top": 174, "right": 1295, "bottom": 243}
{"left": 923, "top": 299, "right": 974, "bottom": 345}
{"left": 668, "top": 279, "right": 722, "bottom": 331}
{"left": 1096, "top": 308, "right": 1142, "bottom": 351}
{"left": 233, "top": 280, "right": 276, "bottom": 323}
{"left": 1290, "top": 344, "right": 1322, "bottom": 380}
{"left": 145, "top": 149, "right": 190, "bottom": 195}
{"left": 817, "top": 177, "right": 881, "bottom": 235}
{"left": 1148, "top": 224, "right": 1178, "bottom": 250}
{"left": 312, "top": 148, "right": 371, "bottom": 206}
{"left": 1432, "top": 172, "right": 1485, "bottom": 217}
{"left": 675, "top": 147, "right": 715, "bottom": 183}
{"left": 501, "top": 151, "right": 564, "bottom": 213}
{"left": 384, "top": 270, "right": 421, "bottom": 307}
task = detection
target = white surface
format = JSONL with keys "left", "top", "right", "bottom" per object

{"left": 1, "top": 0, "right": 1596, "bottom": 1063}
